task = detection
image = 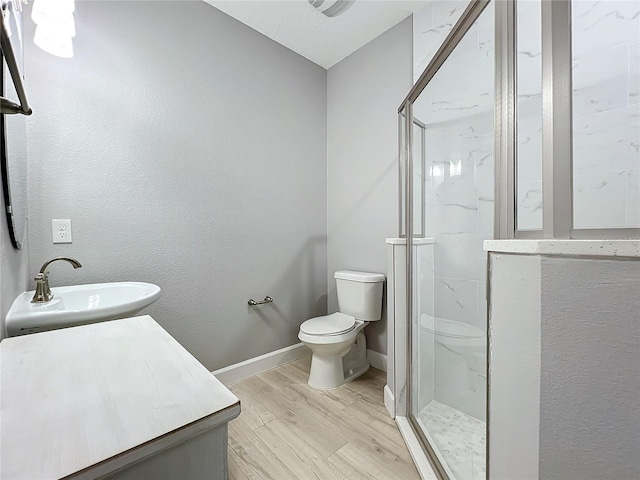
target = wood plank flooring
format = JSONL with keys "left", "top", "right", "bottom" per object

{"left": 227, "top": 357, "right": 420, "bottom": 480}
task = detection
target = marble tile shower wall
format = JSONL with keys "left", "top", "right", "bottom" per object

{"left": 572, "top": 1, "right": 639, "bottom": 229}
{"left": 516, "top": 0, "right": 543, "bottom": 229}
{"left": 412, "top": 0, "right": 638, "bottom": 424}
{"left": 517, "top": 0, "right": 640, "bottom": 229}
{"left": 414, "top": 0, "right": 492, "bottom": 334}
{"left": 413, "top": 0, "right": 467, "bottom": 85}
{"left": 413, "top": 1, "right": 492, "bottom": 422}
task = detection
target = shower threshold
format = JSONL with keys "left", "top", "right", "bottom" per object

{"left": 418, "top": 401, "right": 486, "bottom": 480}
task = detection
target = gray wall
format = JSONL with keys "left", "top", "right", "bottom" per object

{"left": 326, "top": 18, "right": 412, "bottom": 354}
{"left": 0, "top": 4, "right": 29, "bottom": 339}
{"left": 24, "top": 1, "right": 328, "bottom": 370}
{"left": 0, "top": 208, "right": 29, "bottom": 339}
{"left": 539, "top": 256, "right": 640, "bottom": 480}
{"left": 488, "top": 253, "right": 640, "bottom": 479}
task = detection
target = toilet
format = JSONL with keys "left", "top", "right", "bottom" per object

{"left": 298, "top": 270, "right": 385, "bottom": 390}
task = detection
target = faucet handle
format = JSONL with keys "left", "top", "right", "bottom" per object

{"left": 31, "top": 273, "right": 53, "bottom": 303}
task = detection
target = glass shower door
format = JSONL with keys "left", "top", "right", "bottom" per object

{"left": 407, "top": 2, "right": 494, "bottom": 479}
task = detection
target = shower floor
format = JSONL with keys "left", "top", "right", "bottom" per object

{"left": 418, "top": 400, "right": 486, "bottom": 480}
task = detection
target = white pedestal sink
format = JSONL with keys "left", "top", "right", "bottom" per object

{"left": 5, "top": 282, "right": 161, "bottom": 337}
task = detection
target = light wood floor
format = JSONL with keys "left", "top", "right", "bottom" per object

{"left": 226, "top": 356, "right": 421, "bottom": 480}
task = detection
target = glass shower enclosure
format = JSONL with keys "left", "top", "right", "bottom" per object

{"left": 399, "top": 2, "right": 494, "bottom": 478}
{"left": 399, "top": 0, "right": 639, "bottom": 478}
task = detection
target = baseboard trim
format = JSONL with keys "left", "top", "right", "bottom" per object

{"left": 384, "top": 385, "right": 395, "bottom": 418}
{"left": 396, "top": 416, "right": 439, "bottom": 480}
{"left": 213, "top": 344, "right": 385, "bottom": 386}
{"left": 212, "top": 343, "right": 310, "bottom": 386}
{"left": 366, "top": 349, "right": 387, "bottom": 372}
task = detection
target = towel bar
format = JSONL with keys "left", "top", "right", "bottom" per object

{"left": 248, "top": 296, "right": 273, "bottom": 306}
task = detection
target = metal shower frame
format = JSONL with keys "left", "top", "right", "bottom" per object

{"left": 397, "top": 0, "right": 639, "bottom": 477}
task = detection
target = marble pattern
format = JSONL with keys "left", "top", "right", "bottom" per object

{"left": 414, "top": 244, "right": 436, "bottom": 412}
{"left": 413, "top": 0, "right": 468, "bottom": 84}
{"left": 475, "top": 281, "right": 487, "bottom": 332}
{"left": 630, "top": 42, "right": 639, "bottom": 105}
{"left": 416, "top": 312, "right": 487, "bottom": 423}
{"left": 416, "top": 328, "right": 435, "bottom": 411}
{"left": 412, "top": 1, "right": 492, "bottom": 437}
{"left": 517, "top": 180, "right": 543, "bottom": 230}
{"left": 516, "top": 0, "right": 543, "bottom": 230}
{"left": 574, "top": 170, "right": 628, "bottom": 228}
{"left": 419, "top": 400, "right": 486, "bottom": 480}
{"left": 573, "top": 104, "right": 640, "bottom": 176}
{"left": 477, "top": 197, "right": 493, "bottom": 235}
{"left": 517, "top": 93, "right": 543, "bottom": 132}
{"left": 628, "top": 169, "right": 640, "bottom": 225}
{"left": 434, "top": 234, "right": 489, "bottom": 282}
{"left": 515, "top": 0, "right": 640, "bottom": 230}
{"left": 571, "top": 0, "right": 640, "bottom": 229}
{"left": 571, "top": 0, "right": 640, "bottom": 59}
{"left": 433, "top": 338, "right": 486, "bottom": 421}
{"left": 517, "top": 130, "right": 542, "bottom": 183}
{"left": 573, "top": 74, "right": 629, "bottom": 119}
{"left": 417, "top": 242, "right": 435, "bottom": 317}
{"left": 426, "top": 191, "right": 479, "bottom": 235}
{"left": 572, "top": 43, "right": 628, "bottom": 91}
{"left": 434, "top": 277, "right": 479, "bottom": 327}
{"left": 434, "top": 355, "right": 474, "bottom": 415}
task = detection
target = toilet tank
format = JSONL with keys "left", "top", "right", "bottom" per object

{"left": 335, "top": 270, "right": 385, "bottom": 321}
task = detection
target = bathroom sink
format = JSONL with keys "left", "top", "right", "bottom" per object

{"left": 5, "top": 282, "right": 161, "bottom": 337}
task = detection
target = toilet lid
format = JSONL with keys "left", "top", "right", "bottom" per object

{"left": 300, "top": 313, "right": 356, "bottom": 336}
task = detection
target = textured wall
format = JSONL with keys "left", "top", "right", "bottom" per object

{"left": 539, "top": 256, "right": 640, "bottom": 479}
{"left": 0, "top": 3, "right": 29, "bottom": 339}
{"left": 327, "top": 18, "right": 412, "bottom": 354}
{"left": 24, "top": 1, "right": 328, "bottom": 370}
{"left": 0, "top": 205, "right": 29, "bottom": 339}
{"left": 488, "top": 252, "right": 640, "bottom": 479}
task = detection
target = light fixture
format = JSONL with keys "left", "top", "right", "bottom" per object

{"left": 308, "top": 0, "right": 355, "bottom": 18}
{"left": 31, "top": 0, "right": 75, "bottom": 58}
{"left": 34, "top": 23, "right": 73, "bottom": 58}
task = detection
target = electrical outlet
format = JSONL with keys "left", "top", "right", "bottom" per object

{"left": 52, "top": 219, "right": 72, "bottom": 244}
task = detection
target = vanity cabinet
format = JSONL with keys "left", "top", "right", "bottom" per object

{"left": 0, "top": 315, "right": 240, "bottom": 480}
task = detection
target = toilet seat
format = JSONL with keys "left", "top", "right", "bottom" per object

{"left": 300, "top": 313, "right": 356, "bottom": 336}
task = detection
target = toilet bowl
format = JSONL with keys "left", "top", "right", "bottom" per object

{"left": 298, "top": 270, "right": 385, "bottom": 390}
{"left": 298, "top": 313, "right": 368, "bottom": 389}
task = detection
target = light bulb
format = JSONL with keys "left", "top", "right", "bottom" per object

{"left": 32, "top": 0, "right": 75, "bottom": 25}
{"left": 34, "top": 24, "right": 73, "bottom": 58}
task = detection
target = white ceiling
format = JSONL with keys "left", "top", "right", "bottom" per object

{"left": 204, "top": 0, "right": 428, "bottom": 69}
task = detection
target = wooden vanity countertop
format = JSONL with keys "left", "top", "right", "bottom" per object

{"left": 0, "top": 315, "right": 240, "bottom": 480}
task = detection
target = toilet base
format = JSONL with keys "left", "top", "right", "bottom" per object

{"left": 307, "top": 349, "right": 350, "bottom": 390}
{"left": 307, "top": 331, "right": 370, "bottom": 390}
{"left": 343, "top": 362, "right": 370, "bottom": 385}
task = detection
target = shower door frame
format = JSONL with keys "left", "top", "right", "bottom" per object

{"left": 398, "top": 0, "right": 496, "bottom": 479}
{"left": 399, "top": 0, "right": 640, "bottom": 477}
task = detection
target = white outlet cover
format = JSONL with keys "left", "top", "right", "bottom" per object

{"left": 52, "top": 219, "right": 72, "bottom": 244}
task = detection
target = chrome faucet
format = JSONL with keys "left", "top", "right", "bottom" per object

{"left": 31, "top": 257, "right": 83, "bottom": 303}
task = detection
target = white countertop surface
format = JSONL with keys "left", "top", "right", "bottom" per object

{"left": 386, "top": 237, "right": 435, "bottom": 245}
{"left": 484, "top": 239, "right": 640, "bottom": 257}
{"left": 0, "top": 315, "right": 240, "bottom": 480}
